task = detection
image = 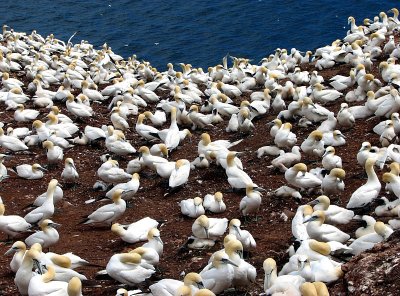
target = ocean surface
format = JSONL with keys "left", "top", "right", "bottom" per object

{"left": 1, "top": 0, "right": 398, "bottom": 70}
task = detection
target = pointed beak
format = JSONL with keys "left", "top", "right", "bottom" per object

{"left": 204, "top": 227, "right": 209, "bottom": 239}
{"left": 155, "top": 236, "right": 163, "bottom": 245}
{"left": 234, "top": 226, "right": 242, "bottom": 237}
{"left": 223, "top": 258, "right": 239, "bottom": 267}
{"left": 198, "top": 282, "right": 205, "bottom": 289}
{"left": 33, "top": 259, "right": 43, "bottom": 274}
{"left": 303, "top": 216, "right": 316, "bottom": 224}
{"left": 238, "top": 250, "right": 244, "bottom": 259}
{"left": 307, "top": 199, "right": 318, "bottom": 206}
{"left": 254, "top": 186, "right": 266, "bottom": 192}
{"left": 38, "top": 166, "right": 48, "bottom": 172}
{"left": 5, "top": 247, "right": 16, "bottom": 256}
{"left": 50, "top": 222, "right": 61, "bottom": 228}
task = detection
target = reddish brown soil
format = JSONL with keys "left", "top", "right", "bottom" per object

{"left": 0, "top": 37, "right": 399, "bottom": 296}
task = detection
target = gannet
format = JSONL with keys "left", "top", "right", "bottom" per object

{"left": 305, "top": 211, "right": 350, "bottom": 243}
{"left": 5, "top": 241, "right": 27, "bottom": 273}
{"left": 337, "top": 103, "right": 355, "bottom": 129}
{"left": 1, "top": 72, "right": 23, "bottom": 90}
{"left": 14, "top": 249, "right": 41, "bottom": 295}
{"left": 322, "top": 146, "right": 342, "bottom": 170}
{"left": 225, "top": 152, "right": 255, "bottom": 189}
{"left": 25, "top": 219, "right": 60, "bottom": 248}
{"left": 300, "top": 97, "right": 330, "bottom": 122}
{"left": 168, "top": 159, "right": 191, "bottom": 190}
{"left": 136, "top": 80, "right": 160, "bottom": 102}
{"left": 309, "top": 195, "right": 353, "bottom": 224}
{"left": 43, "top": 140, "right": 63, "bottom": 165}
{"left": 271, "top": 146, "right": 301, "bottom": 171}
{"left": 150, "top": 143, "right": 169, "bottom": 158}
{"left": 263, "top": 258, "right": 305, "bottom": 295}
{"left": 317, "top": 112, "right": 337, "bottom": 133}
{"left": 322, "top": 130, "right": 346, "bottom": 146}
{"left": 382, "top": 171, "right": 400, "bottom": 198}
{"left": 292, "top": 205, "right": 313, "bottom": 241}
{"left": 46, "top": 113, "right": 79, "bottom": 136}
{"left": 24, "top": 179, "right": 58, "bottom": 224}
{"left": 80, "top": 189, "right": 126, "bottom": 225}
{"left": 274, "top": 122, "right": 297, "bottom": 149}
{"left": 347, "top": 158, "right": 381, "bottom": 209}
{"left": 32, "top": 180, "right": 64, "bottom": 207}
{"left": 106, "top": 135, "right": 137, "bottom": 156}
{"left": 373, "top": 113, "right": 400, "bottom": 136}
{"left": 81, "top": 80, "right": 105, "bottom": 101}
{"left": 192, "top": 215, "right": 228, "bottom": 240}
{"left": 188, "top": 105, "right": 213, "bottom": 130}
{"left": 0, "top": 127, "right": 29, "bottom": 151}
{"left": 67, "top": 277, "right": 82, "bottom": 296}
{"left": 240, "top": 184, "right": 263, "bottom": 216}
{"left": 354, "top": 215, "right": 377, "bottom": 238}
{"left": 209, "top": 95, "right": 239, "bottom": 117}
{"left": 142, "top": 228, "right": 163, "bottom": 256}
{"left": 191, "top": 154, "right": 210, "bottom": 170}
{"left": 154, "top": 160, "right": 175, "bottom": 179}
{"left": 268, "top": 118, "right": 282, "bottom": 138}
{"left": 138, "top": 146, "right": 168, "bottom": 171}
{"left": 270, "top": 186, "right": 301, "bottom": 201}
{"left": 180, "top": 196, "right": 205, "bottom": 218}
{"left": 388, "top": 207, "right": 400, "bottom": 229}
{"left": 144, "top": 109, "right": 167, "bottom": 127}
{"left": 208, "top": 150, "right": 243, "bottom": 170}
{"left": 200, "top": 253, "right": 237, "bottom": 294}
{"left": 296, "top": 256, "right": 343, "bottom": 283}
{"left": 66, "top": 94, "right": 93, "bottom": 119}
{"left": 149, "top": 272, "right": 204, "bottom": 296}
{"left": 257, "top": 145, "right": 282, "bottom": 158}
{"left": 105, "top": 252, "right": 155, "bottom": 285}
{"left": 271, "top": 87, "right": 286, "bottom": 112}
{"left": 29, "top": 245, "right": 87, "bottom": 282}
{"left": 110, "top": 106, "right": 129, "bottom": 130}
{"left": 203, "top": 192, "right": 226, "bottom": 213}
{"left": 83, "top": 125, "right": 107, "bottom": 144}
{"left": 301, "top": 130, "right": 325, "bottom": 157}
{"left": 0, "top": 197, "right": 31, "bottom": 239}
{"left": 284, "top": 163, "right": 322, "bottom": 191}
{"left": 130, "top": 246, "right": 159, "bottom": 267}
{"left": 374, "top": 196, "right": 400, "bottom": 216}
{"left": 14, "top": 104, "right": 40, "bottom": 122}
{"left": 348, "top": 221, "right": 393, "bottom": 255}
{"left": 198, "top": 133, "right": 242, "bottom": 159}
{"left": 61, "top": 158, "right": 79, "bottom": 184}
{"left": 330, "top": 69, "right": 356, "bottom": 90}
{"left": 106, "top": 173, "right": 139, "bottom": 203}
{"left": 111, "top": 217, "right": 159, "bottom": 243}
{"left": 135, "top": 114, "right": 159, "bottom": 141}
{"left": 321, "top": 168, "right": 345, "bottom": 196}
{"left": 32, "top": 120, "right": 50, "bottom": 142}
{"left": 357, "top": 142, "right": 383, "bottom": 167}
{"left": 97, "top": 159, "right": 131, "bottom": 184}
{"left": 224, "top": 240, "right": 256, "bottom": 289}
{"left": 228, "top": 219, "right": 256, "bottom": 251}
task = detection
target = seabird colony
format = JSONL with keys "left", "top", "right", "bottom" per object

{"left": 1, "top": 8, "right": 400, "bottom": 296}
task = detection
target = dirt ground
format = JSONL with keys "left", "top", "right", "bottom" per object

{"left": 0, "top": 38, "right": 399, "bottom": 295}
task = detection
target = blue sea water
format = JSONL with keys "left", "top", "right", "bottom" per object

{"left": 1, "top": 0, "right": 398, "bottom": 70}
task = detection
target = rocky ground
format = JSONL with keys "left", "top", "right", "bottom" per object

{"left": 0, "top": 38, "right": 400, "bottom": 296}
